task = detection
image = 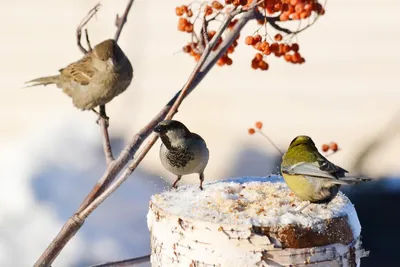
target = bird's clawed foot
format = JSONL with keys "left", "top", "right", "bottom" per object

{"left": 172, "top": 175, "right": 182, "bottom": 190}
{"left": 199, "top": 173, "right": 204, "bottom": 191}
{"left": 92, "top": 105, "right": 109, "bottom": 127}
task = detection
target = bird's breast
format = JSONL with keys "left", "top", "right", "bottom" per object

{"left": 159, "top": 144, "right": 208, "bottom": 175}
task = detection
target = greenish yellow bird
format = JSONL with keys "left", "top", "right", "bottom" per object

{"left": 281, "top": 135, "right": 371, "bottom": 203}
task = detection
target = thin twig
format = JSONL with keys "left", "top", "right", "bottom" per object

{"left": 76, "top": 3, "right": 101, "bottom": 54}
{"left": 114, "top": 0, "right": 135, "bottom": 42}
{"left": 90, "top": 254, "right": 150, "bottom": 267}
{"left": 85, "top": 29, "right": 93, "bottom": 51}
{"left": 77, "top": 6, "right": 114, "bottom": 165}
{"left": 99, "top": 105, "right": 114, "bottom": 164}
{"left": 80, "top": 6, "right": 255, "bottom": 219}
{"left": 257, "top": 130, "right": 284, "bottom": 156}
{"left": 33, "top": 1, "right": 133, "bottom": 266}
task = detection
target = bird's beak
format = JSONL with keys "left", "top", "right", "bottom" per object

{"left": 153, "top": 125, "right": 164, "bottom": 134}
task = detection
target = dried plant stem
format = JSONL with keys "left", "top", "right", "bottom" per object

{"left": 76, "top": 3, "right": 100, "bottom": 54}
{"left": 114, "top": 0, "right": 135, "bottom": 42}
{"left": 35, "top": 2, "right": 259, "bottom": 267}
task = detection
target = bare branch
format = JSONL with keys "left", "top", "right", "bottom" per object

{"left": 76, "top": 3, "right": 101, "bottom": 54}
{"left": 80, "top": 6, "right": 255, "bottom": 219}
{"left": 85, "top": 29, "right": 93, "bottom": 51}
{"left": 114, "top": 0, "right": 135, "bottom": 42}
{"left": 99, "top": 105, "right": 114, "bottom": 165}
{"left": 90, "top": 255, "right": 150, "bottom": 267}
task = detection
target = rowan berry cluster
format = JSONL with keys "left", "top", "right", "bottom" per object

{"left": 175, "top": 0, "right": 325, "bottom": 70}
{"left": 321, "top": 142, "right": 339, "bottom": 153}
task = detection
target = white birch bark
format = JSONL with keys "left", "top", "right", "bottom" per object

{"left": 147, "top": 176, "right": 369, "bottom": 267}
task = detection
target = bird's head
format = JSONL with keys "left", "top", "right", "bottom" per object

{"left": 93, "top": 39, "right": 126, "bottom": 68}
{"left": 154, "top": 120, "right": 191, "bottom": 147}
{"left": 288, "top": 135, "right": 316, "bottom": 149}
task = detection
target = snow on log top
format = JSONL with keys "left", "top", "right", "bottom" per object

{"left": 149, "top": 176, "right": 361, "bottom": 239}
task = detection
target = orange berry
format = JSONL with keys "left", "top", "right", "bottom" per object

{"left": 299, "top": 57, "right": 305, "bottom": 64}
{"left": 280, "top": 13, "right": 289, "bottom": 21}
{"left": 208, "top": 30, "right": 217, "bottom": 39}
{"left": 291, "top": 13, "right": 300, "bottom": 20}
{"left": 245, "top": 36, "right": 254, "bottom": 45}
{"left": 194, "top": 54, "right": 201, "bottom": 62}
{"left": 178, "top": 23, "right": 186, "bottom": 32}
{"left": 284, "top": 53, "right": 292, "bottom": 62}
{"left": 183, "top": 45, "right": 192, "bottom": 53}
{"left": 181, "top": 5, "right": 189, "bottom": 14}
{"left": 255, "top": 121, "right": 263, "bottom": 129}
{"left": 266, "top": 7, "right": 274, "bottom": 14}
{"left": 291, "top": 43, "right": 299, "bottom": 52}
{"left": 185, "top": 24, "right": 193, "bottom": 33}
{"left": 292, "top": 52, "right": 301, "bottom": 63}
{"left": 227, "top": 46, "right": 235, "bottom": 54}
{"left": 263, "top": 47, "right": 271, "bottom": 55}
{"left": 254, "top": 42, "right": 262, "bottom": 51}
{"left": 274, "top": 2, "right": 283, "bottom": 11}
{"left": 251, "top": 59, "right": 259, "bottom": 69}
{"left": 248, "top": 128, "right": 256, "bottom": 135}
{"left": 283, "top": 44, "right": 291, "bottom": 53}
{"left": 304, "top": 3, "right": 314, "bottom": 11}
{"left": 228, "top": 19, "right": 238, "bottom": 29}
{"left": 204, "top": 5, "right": 213, "bottom": 15}
{"left": 253, "top": 34, "right": 262, "bottom": 43}
{"left": 175, "top": 7, "right": 184, "bottom": 16}
{"left": 217, "top": 58, "right": 225, "bottom": 66}
{"left": 274, "top": 34, "right": 283, "bottom": 41}
{"left": 212, "top": 1, "right": 224, "bottom": 10}
{"left": 270, "top": 42, "right": 279, "bottom": 52}
{"left": 258, "top": 60, "right": 269, "bottom": 70}
{"left": 226, "top": 57, "right": 233, "bottom": 65}
{"left": 330, "top": 142, "right": 339, "bottom": 152}
{"left": 300, "top": 11, "right": 310, "bottom": 19}
{"left": 187, "top": 9, "right": 193, "bottom": 17}
{"left": 260, "top": 41, "right": 269, "bottom": 50}
{"left": 321, "top": 144, "right": 329, "bottom": 152}
{"left": 255, "top": 53, "right": 263, "bottom": 61}
{"left": 290, "top": 0, "right": 298, "bottom": 5}
{"left": 179, "top": 17, "right": 188, "bottom": 25}
{"left": 295, "top": 4, "right": 304, "bottom": 14}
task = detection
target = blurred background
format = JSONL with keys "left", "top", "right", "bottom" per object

{"left": 1, "top": 0, "right": 399, "bottom": 266}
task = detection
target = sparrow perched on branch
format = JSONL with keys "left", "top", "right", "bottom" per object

{"left": 25, "top": 39, "right": 133, "bottom": 111}
{"left": 281, "top": 135, "right": 371, "bottom": 203}
{"left": 153, "top": 120, "right": 209, "bottom": 190}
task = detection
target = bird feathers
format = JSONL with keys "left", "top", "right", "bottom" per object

{"left": 24, "top": 75, "right": 59, "bottom": 87}
{"left": 59, "top": 56, "right": 95, "bottom": 86}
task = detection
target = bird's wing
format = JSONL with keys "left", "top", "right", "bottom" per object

{"left": 316, "top": 152, "right": 348, "bottom": 175}
{"left": 59, "top": 55, "right": 95, "bottom": 86}
{"left": 281, "top": 162, "right": 352, "bottom": 185}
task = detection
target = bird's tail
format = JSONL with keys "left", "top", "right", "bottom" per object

{"left": 337, "top": 175, "right": 372, "bottom": 185}
{"left": 24, "top": 75, "right": 59, "bottom": 87}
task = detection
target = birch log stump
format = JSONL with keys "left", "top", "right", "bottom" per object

{"left": 147, "top": 176, "right": 369, "bottom": 267}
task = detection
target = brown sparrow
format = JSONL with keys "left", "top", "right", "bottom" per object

{"left": 25, "top": 39, "right": 133, "bottom": 111}
{"left": 153, "top": 120, "right": 209, "bottom": 190}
